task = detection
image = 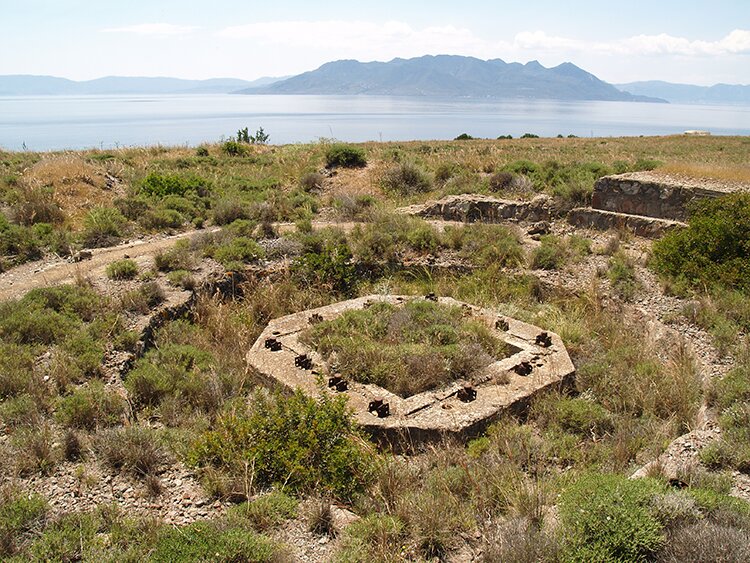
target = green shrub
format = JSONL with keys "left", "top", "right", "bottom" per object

{"left": 337, "top": 515, "right": 406, "bottom": 562}
{"left": 292, "top": 230, "right": 356, "bottom": 295}
{"left": 166, "top": 269, "right": 197, "bottom": 290}
{"left": 139, "top": 172, "right": 209, "bottom": 199}
{"left": 652, "top": 193, "right": 750, "bottom": 292}
{"left": 521, "top": 133, "right": 540, "bottom": 138}
{"left": 190, "top": 390, "right": 374, "bottom": 501}
{"left": 538, "top": 396, "right": 614, "bottom": 436}
{"left": 222, "top": 140, "right": 251, "bottom": 156}
{"left": 213, "top": 237, "right": 265, "bottom": 270}
{"left": 151, "top": 521, "right": 282, "bottom": 562}
{"left": 228, "top": 491, "right": 298, "bottom": 531}
{"left": 138, "top": 208, "right": 184, "bottom": 230}
{"left": 154, "top": 240, "right": 194, "bottom": 272}
{"left": 454, "top": 133, "right": 474, "bottom": 140}
{"left": 710, "top": 364, "right": 750, "bottom": 411}
{"left": 380, "top": 161, "right": 432, "bottom": 195}
{"left": 55, "top": 381, "right": 126, "bottom": 429}
{"left": 0, "top": 486, "right": 48, "bottom": 556}
{"left": 0, "top": 394, "right": 42, "bottom": 428}
{"left": 530, "top": 235, "right": 567, "bottom": 270}
{"left": 0, "top": 344, "right": 39, "bottom": 398}
{"left": 105, "top": 258, "right": 139, "bottom": 280}
{"left": 608, "top": 250, "right": 638, "bottom": 300}
{"left": 325, "top": 144, "right": 367, "bottom": 168}
{"left": 125, "top": 343, "right": 217, "bottom": 411}
{"left": 559, "top": 473, "right": 665, "bottom": 562}
{"left": 80, "top": 206, "right": 126, "bottom": 248}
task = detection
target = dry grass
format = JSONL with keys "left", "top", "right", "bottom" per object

{"left": 20, "top": 154, "right": 121, "bottom": 226}
{"left": 658, "top": 162, "right": 750, "bottom": 184}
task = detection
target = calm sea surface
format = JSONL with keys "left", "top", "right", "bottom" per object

{"left": 1, "top": 94, "right": 749, "bottom": 151}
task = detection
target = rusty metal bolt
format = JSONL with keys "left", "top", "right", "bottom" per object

{"left": 495, "top": 318, "right": 510, "bottom": 331}
{"left": 514, "top": 361, "right": 533, "bottom": 376}
{"left": 425, "top": 292, "right": 438, "bottom": 302}
{"left": 309, "top": 313, "right": 323, "bottom": 325}
{"left": 264, "top": 338, "right": 282, "bottom": 351}
{"left": 457, "top": 383, "right": 477, "bottom": 403}
{"left": 535, "top": 332, "right": 552, "bottom": 347}
{"left": 294, "top": 354, "right": 313, "bottom": 370}
{"left": 328, "top": 375, "right": 348, "bottom": 392}
{"left": 368, "top": 397, "right": 390, "bottom": 417}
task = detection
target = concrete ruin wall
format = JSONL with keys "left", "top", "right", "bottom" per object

{"left": 401, "top": 194, "right": 551, "bottom": 223}
{"left": 591, "top": 173, "right": 728, "bottom": 221}
{"left": 567, "top": 208, "right": 685, "bottom": 238}
{"left": 247, "top": 295, "right": 575, "bottom": 450}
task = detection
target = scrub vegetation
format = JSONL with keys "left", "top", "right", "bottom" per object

{"left": 0, "top": 135, "right": 748, "bottom": 560}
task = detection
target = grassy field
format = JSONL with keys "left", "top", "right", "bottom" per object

{"left": 1, "top": 136, "right": 749, "bottom": 561}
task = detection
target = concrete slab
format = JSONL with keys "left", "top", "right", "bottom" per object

{"left": 247, "top": 295, "right": 575, "bottom": 450}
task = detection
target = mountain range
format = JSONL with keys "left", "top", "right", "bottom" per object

{"left": 0, "top": 75, "right": 283, "bottom": 96}
{"left": 616, "top": 80, "right": 750, "bottom": 105}
{"left": 239, "top": 55, "right": 662, "bottom": 102}
{"left": 1, "top": 55, "right": 748, "bottom": 104}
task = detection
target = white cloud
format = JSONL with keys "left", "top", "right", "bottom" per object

{"left": 218, "top": 20, "right": 489, "bottom": 56}
{"left": 218, "top": 21, "right": 750, "bottom": 61}
{"left": 101, "top": 23, "right": 198, "bottom": 36}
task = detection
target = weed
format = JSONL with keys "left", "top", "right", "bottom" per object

{"left": 80, "top": 206, "right": 126, "bottom": 248}
{"left": 0, "top": 486, "right": 48, "bottom": 556}
{"left": 105, "top": 258, "right": 139, "bottom": 280}
{"left": 55, "top": 381, "right": 126, "bottom": 429}
{"left": 229, "top": 491, "right": 298, "bottom": 532}
{"left": 96, "top": 426, "right": 167, "bottom": 478}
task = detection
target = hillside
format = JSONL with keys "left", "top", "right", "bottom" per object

{"left": 0, "top": 75, "right": 285, "bottom": 95}
{"left": 240, "top": 55, "right": 665, "bottom": 102}
{"left": 617, "top": 80, "right": 750, "bottom": 105}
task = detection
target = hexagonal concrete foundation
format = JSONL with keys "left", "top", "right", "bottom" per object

{"left": 247, "top": 295, "right": 575, "bottom": 450}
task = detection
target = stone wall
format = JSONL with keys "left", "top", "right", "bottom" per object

{"left": 567, "top": 208, "right": 685, "bottom": 238}
{"left": 402, "top": 194, "right": 551, "bottom": 223}
{"left": 592, "top": 174, "right": 724, "bottom": 221}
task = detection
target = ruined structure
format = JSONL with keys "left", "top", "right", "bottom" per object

{"left": 400, "top": 194, "right": 552, "bottom": 223}
{"left": 247, "top": 295, "right": 575, "bottom": 450}
{"left": 568, "top": 171, "right": 749, "bottom": 237}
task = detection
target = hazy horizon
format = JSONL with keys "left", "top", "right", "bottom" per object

{"left": 2, "top": 1, "right": 749, "bottom": 86}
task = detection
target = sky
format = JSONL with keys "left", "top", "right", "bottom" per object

{"left": 1, "top": 0, "right": 749, "bottom": 85}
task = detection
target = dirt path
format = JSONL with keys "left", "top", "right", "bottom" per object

{"left": 0, "top": 228, "right": 222, "bottom": 302}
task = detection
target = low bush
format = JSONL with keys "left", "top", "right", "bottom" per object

{"left": 96, "top": 426, "right": 167, "bottom": 478}
{"left": 55, "top": 381, "right": 126, "bottom": 429}
{"left": 212, "top": 237, "right": 265, "bottom": 270}
{"left": 125, "top": 343, "right": 218, "bottom": 412}
{"left": 608, "top": 250, "right": 638, "bottom": 300}
{"left": 0, "top": 486, "right": 48, "bottom": 556}
{"left": 529, "top": 234, "right": 591, "bottom": 270}
{"left": 121, "top": 281, "right": 165, "bottom": 314}
{"left": 292, "top": 229, "right": 356, "bottom": 295}
{"left": 138, "top": 172, "right": 209, "bottom": 199}
{"left": 105, "top": 258, "right": 138, "bottom": 280}
{"left": 80, "top": 206, "right": 126, "bottom": 248}
{"left": 166, "top": 269, "right": 197, "bottom": 290}
{"left": 221, "top": 140, "right": 250, "bottom": 157}
{"left": 151, "top": 520, "right": 283, "bottom": 562}
{"left": 380, "top": 161, "right": 432, "bottom": 195}
{"left": 190, "top": 390, "right": 374, "bottom": 501}
{"left": 559, "top": 473, "right": 665, "bottom": 561}
{"left": 138, "top": 208, "right": 184, "bottom": 230}
{"left": 652, "top": 193, "right": 750, "bottom": 292}
{"left": 325, "top": 144, "right": 367, "bottom": 168}
{"left": 154, "top": 240, "right": 194, "bottom": 272}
